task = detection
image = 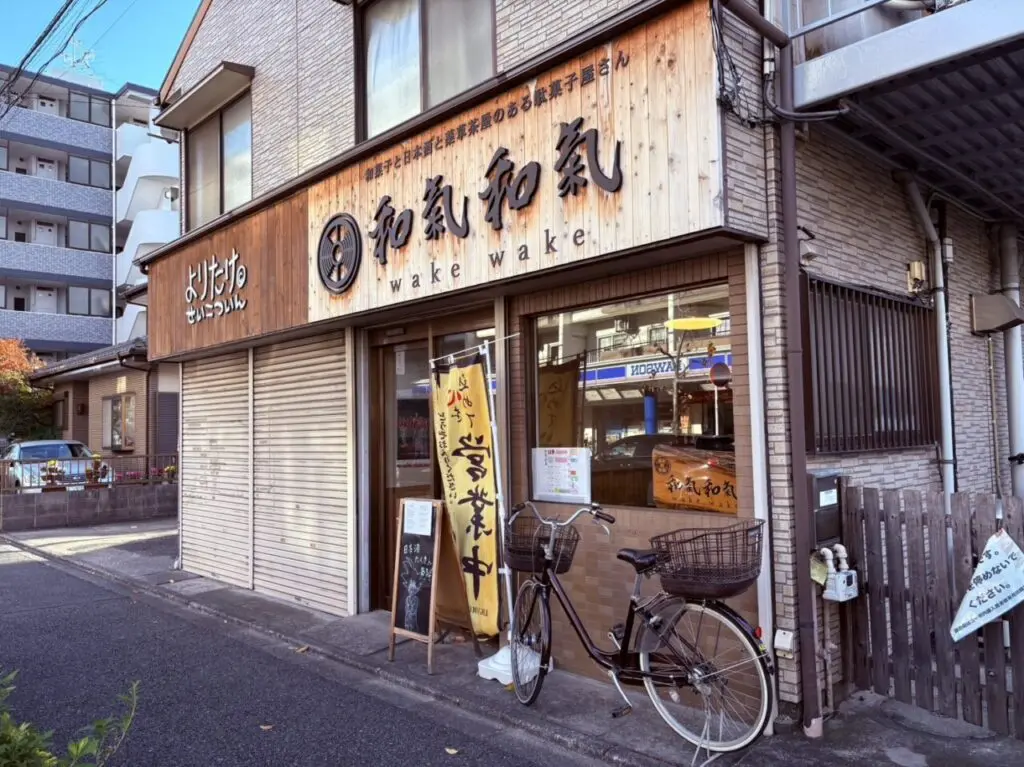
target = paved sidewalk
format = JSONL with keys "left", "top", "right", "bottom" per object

{"left": 7, "top": 520, "right": 1024, "bottom": 767}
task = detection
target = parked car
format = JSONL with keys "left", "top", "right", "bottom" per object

{"left": 1, "top": 440, "right": 112, "bottom": 491}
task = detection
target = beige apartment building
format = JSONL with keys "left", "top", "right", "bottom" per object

{"left": 138, "top": 0, "right": 1024, "bottom": 738}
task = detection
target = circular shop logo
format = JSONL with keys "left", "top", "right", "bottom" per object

{"left": 317, "top": 213, "right": 362, "bottom": 294}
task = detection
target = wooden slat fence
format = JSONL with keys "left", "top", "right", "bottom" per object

{"left": 843, "top": 486, "right": 1024, "bottom": 738}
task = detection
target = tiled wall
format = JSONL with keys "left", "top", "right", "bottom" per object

{"left": 0, "top": 172, "right": 112, "bottom": 219}
{"left": 0, "top": 241, "right": 112, "bottom": 282}
{"left": 506, "top": 249, "right": 756, "bottom": 679}
{"left": 87, "top": 368, "right": 149, "bottom": 456}
{"left": 0, "top": 106, "right": 113, "bottom": 155}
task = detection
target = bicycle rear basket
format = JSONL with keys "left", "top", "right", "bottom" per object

{"left": 650, "top": 520, "right": 764, "bottom": 600}
{"left": 505, "top": 514, "right": 580, "bottom": 575}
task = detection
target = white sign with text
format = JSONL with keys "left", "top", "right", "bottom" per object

{"left": 951, "top": 529, "right": 1024, "bottom": 642}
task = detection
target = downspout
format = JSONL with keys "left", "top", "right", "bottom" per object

{"left": 1000, "top": 223, "right": 1024, "bottom": 497}
{"left": 717, "top": 0, "right": 822, "bottom": 736}
{"left": 896, "top": 173, "right": 956, "bottom": 503}
{"left": 111, "top": 96, "right": 118, "bottom": 346}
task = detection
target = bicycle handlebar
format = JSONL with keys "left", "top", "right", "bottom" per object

{"left": 508, "top": 500, "right": 615, "bottom": 528}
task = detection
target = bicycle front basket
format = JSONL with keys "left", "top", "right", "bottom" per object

{"left": 505, "top": 514, "right": 580, "bottom": 575}
{"left": 650, "top": 519, "right": 764, "bottom": 599}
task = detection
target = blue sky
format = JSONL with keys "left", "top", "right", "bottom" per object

{"left": 0, "top": 0, "right": 202, "bottom": 91}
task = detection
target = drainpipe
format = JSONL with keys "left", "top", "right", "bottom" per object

{"left": 111, "top": 96, "right": 118, "bottom": 346}
{"left": 717, "top": 0, "right": 822, "bottom": 736}
{"left": 1000, "top": 223, "right": 1024, "bottom": 497}
{"left": 896, "top": 173, "right": 956, "bottom": 502}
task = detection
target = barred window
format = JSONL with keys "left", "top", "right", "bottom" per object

{"left": 803, "top": 274, "right": 939, "bottom": 454}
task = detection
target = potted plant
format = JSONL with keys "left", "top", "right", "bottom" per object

{"left": 41, "top": 459, "right": 65, "bottom": 491}
{"left": 164, "top": 464, "right": 177, "bottom": 483}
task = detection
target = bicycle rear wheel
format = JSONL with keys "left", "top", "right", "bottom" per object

{"left": 640, "top": 599, "right": 771, "bottom": 752}
{"left": 509, "top": 579, "right": 551, "bottom": 706}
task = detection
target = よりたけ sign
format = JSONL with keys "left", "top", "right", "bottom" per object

{"left": 184, "top": 248, "right": 248, "bottom": 325}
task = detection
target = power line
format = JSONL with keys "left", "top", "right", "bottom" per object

{"left": 0, "top": 0, "right": 80, "bottom": 105}
{"left": 0, "top": 0, "right": 113, "bottom": 121}
{"left": 91, "top": 0, "right": 142, "bottom": 49}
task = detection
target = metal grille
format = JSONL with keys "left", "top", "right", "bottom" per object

{"left": 803, "top": 274, "right": 939, "bottom": 454}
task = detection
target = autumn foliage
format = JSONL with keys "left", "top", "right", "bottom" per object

{"left": 0, "top": 338, "right": 53, "bottom": 439}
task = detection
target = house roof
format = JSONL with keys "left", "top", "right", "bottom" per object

{"left": 157, "top": 0, "right": 215, "bottom": 106}
{"left": 30, "top": 338, "right": 148, "bottom": 383}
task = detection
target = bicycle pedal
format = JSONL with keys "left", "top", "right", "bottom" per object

{"left": 611, "top": 704, "right": 633, "bottom": 719}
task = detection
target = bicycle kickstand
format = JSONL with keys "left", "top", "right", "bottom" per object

{"left": 607, "top": 670, "right": 633, "bottom": 719}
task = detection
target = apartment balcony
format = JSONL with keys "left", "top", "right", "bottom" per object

{"left": 0, "top": 239, "right": 112, "bottom": 284}
{"left": 116, "top": 141, "right": 178, "bottom": 225}
{"left": 0, "top": 309, "right": 110, "bottom": 351}
{"left": 117, "top": 208, "right": 177, "bottom": 288}
{"left": 0, "top": 171, "right": 111, "bottom": 219}
{"left": 788, "top": 0, "right": 1024, "bottom": 222}
{"left": 0, "top": 105, "right": 111, "bottom": 155}
{"left": 115, "top": 305, "right": 146, "bottom": 344}
{"left": 115, "top": 123, "right": 150, "bottom": 163}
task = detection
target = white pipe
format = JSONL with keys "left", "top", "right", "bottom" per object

{"left": 745, "top": 242, "right": 776, "bottom": 736}
{"left": 832, "top": 544, "right": 849, "bottom": 571}
{"left": 176, "top": 361, "right": 183, "bottom": 570}
{"left": 111, "top": 96, "right": 117, "bottom": 345}
{"left": 819, "top": 548, "right": 835, "bottom": 573}
{"left": 1000, "top": 223, "right": 1024, "bottom": 498}
{"left": 900, "top": 175, "right": 955, "bottom": 504}
{"left": 883, "top": 0, "right": 932, "bottom": 10}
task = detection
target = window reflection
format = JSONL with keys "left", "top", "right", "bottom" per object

{"left": 532, "top": 285, "right": 736, "bottom": 510}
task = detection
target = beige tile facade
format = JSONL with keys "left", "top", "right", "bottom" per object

{"left": 87, "top": 369, "right": 150, "bottom": 457}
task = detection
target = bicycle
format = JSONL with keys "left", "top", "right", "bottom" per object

{"left": 505, "top": 500, "right": 774, "bottom": 754}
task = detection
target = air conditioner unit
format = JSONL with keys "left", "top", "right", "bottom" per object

{"left": 614, "top": 317, "right": 637, "bottom": 335}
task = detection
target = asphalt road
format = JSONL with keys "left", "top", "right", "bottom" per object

{"left": 0, "top": 547, "right": 606, "bottom": 767}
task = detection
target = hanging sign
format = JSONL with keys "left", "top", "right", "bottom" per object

{"left": 651, "top": 445, "right": 738, "bottom": 514}
{"left": 951, "top": 529, "right": 1024, "bottom": 642}
{"left": 537, "top": 356, "right": 581, "bottom": 447}
{"left": 432, "top": 352, "right": 500, "bottom": 637}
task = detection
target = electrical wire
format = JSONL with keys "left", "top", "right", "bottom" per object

{"left": 0, "top": 0, "right": 80, "bottom": 106}
{"left": 0, "top": 0, "right": 113, "bottom": 121}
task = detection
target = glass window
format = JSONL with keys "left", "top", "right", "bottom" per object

{"left": 89, "top": 288, "right": 110, "bottom": 317}
{"left": 22, "top": 443, "right": 72, "bottom": 460}
{"left": 53, "top": 399, "right": 67, "bottom": 430}
{"left": 69, "top": 92, "right": 90, "bottom": 121}
{"left": 90, "top": 97, "right": 110, "bottom": 127}
{"left": 103, "top": 394, "right": 135, "bottom": 450}
{"left": 68, "top": 286, "right": 90, "bottom": 315}
{"left": 187, "top": 112, "right": 223, "bottom": 230}
{"left": 89, "top": 224, "right": 110, "bottom": 253}
{"left": 68, "top": 220, "right": 89, "bottom": 249}
{"left": 364, "top": 0, "right": 495, "bottom": 137}
{"left": 68, "top": 156, "right": 90, "bottom": 185}
{"left": 0, "top": 284, "right": 5, "bottom": 310}
{"left": 0, "top": 212, "right": 6, "bottom": 239}
{"left": 531, "top": 285, "right": 734, "bottom": 510}
{"left": 221, "top": 92, "right": 252, "bottom": 211}
{"left": 0, "top": 142, "right": 7, "bottom": 169}
{"left": 90, "top": 160, "right": 110, "bottom": 189}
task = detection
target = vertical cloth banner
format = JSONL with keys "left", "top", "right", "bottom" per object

{"left": 537, "top": 356, "right": 580, "bottom": 447}
{"left": 432, "top": 352, "right": 500, "bottom": 637}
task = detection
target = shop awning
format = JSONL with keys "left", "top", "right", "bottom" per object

{"left": 154, "top": 61, "right": 254, "bottom": 130}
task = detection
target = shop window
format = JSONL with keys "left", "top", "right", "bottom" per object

{"left": 363, "top": 0, "right": 495, "bottom": 137}
{"left": 530, "top": 285, "right": 735, "bottom": 510}
{"left": 68, "top": 286, "right": 111, "bottom": 317}
{"left": 102, "top": 394, "right": 135, "bottom": 451}
{"left": 186, "top": 91, "right": 252, "bottom": 231}
{"left": 804, "top": 274, "right": 939, "bottom": 453}
{"left": 68, "top": 156, "right": 111, "bottom": 189}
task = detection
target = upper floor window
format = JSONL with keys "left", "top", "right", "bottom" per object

{"left": 67, "top": 220, "right": 111, "bottom": 253}
{"left": 68, "top": 91, "right": 111, "bottom": 127}
{"left": 363, "top": 0, "right": 495, "bottom": 137}
{"left": 68, "top": 286, "right": 111, "bottom": 318}
{"left": 68, "top": 156, "right": 111, "bottom": 189}
{"left": 0, "top": 141, "right": 7, "bottom": 170}
{"left": 186, "top": 92, "right": 252, "bottom": 231}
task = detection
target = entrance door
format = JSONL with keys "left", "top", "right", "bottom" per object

{"left": 368, "top": 311, "right": 496, "bottom": 610}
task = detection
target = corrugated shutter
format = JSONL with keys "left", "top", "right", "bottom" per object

{"left": 252, "top": 332, "right": 349, "bottom": 615}
{"left": 156, "top": 393, "right": 180, "bottom": 456}
{"left": 181, "top": 352, "right": 250, "bottom": 587}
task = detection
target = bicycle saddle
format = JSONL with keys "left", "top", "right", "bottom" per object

{"left": 616, "top": 548, "right": 659, "bottom": 573}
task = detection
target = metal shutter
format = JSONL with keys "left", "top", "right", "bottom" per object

{"left": 252, "top": 332, "right": 349, "bottom": 615}
{"left": 156, "top": 393, "right": 180, "bottom": 455}
{"left": 180, "top": 352, "right": 251, "bottom": 587}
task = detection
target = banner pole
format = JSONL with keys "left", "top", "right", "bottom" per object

{"left": 481, "top": 343, "right": 515, "bottom": 643}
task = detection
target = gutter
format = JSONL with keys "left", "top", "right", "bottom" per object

{"left": 718, "top": 0, "right": 821, "bottom": 734}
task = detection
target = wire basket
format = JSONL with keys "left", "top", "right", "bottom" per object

{"left": 505, "top": 514, "right": 580, "bottom": 575}
{"left": 649, "top": 520, "right": 764, "bottom": 600}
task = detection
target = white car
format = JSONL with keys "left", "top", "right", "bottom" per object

{"left": 2, "top": 440, "right": 112, "bottom": 491}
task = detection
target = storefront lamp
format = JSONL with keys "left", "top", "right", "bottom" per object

{"left": 665, "top": 317, "right": 722, "bottom": 332}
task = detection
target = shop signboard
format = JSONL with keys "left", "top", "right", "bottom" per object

{"left": 308, "top": 2, "right": 722, "bottom": 321}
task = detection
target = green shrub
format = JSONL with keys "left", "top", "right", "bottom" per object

{"left": 0, "top": 669, "right": 138, "bottom": 767}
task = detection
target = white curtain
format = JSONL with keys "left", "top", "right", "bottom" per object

{"left": 426, "top": 0, "right": 494, "bottom": 108}
{"left": 366, "top": 0, "right": 421, "bottom": 137}
{"left": 187, "top": 116, "right": 221, "bottom": 230}
{"left": 222, "top": 92, "right": 253, "bottom": 211}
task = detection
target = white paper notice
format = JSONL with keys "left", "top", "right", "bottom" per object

{"left": 531, "top": 448, "right": 592, "bottom": 505}
{"left": 404, "top": 500, "right": 434, "bottom": 537}
{"left": 951, "top": 529, "right": 1024, "bottom": 642}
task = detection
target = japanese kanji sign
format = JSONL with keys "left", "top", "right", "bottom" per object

{"left": 537, "top": 356, "right": 580, "bottom": 448}
{"left": 431, "top": 353, "right": 500, "bottom": 637}
{"left": 651, "top": 444, "right": 739, "bottom": 515}
{"left": 951, "top": 529, "right": 1024, "bottom": 642}
{"left": 307, "top": 2, "right": 723, "bottom": 321}
{"left": 184, "top": 248, "right": 248, "bottom": 325}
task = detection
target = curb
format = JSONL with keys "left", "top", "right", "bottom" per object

{"left": 2, "top": 533, "right": 675, "bottom": 767}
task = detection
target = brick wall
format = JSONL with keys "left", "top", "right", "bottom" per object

{"left": 88, "top": 368, "right": 149, "bottom": 456}
{"left": 506, "top": 249, "right": 756, "bottom": 678}
{"left": 0, "top": 483, "right": 177, "bottom": 532}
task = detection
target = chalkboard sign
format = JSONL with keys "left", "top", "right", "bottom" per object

{"left": 388, "top": 499, "right": 482, "bottom": 674}
{"left": 393, "top": 500, "right": 436, "bottom": 636}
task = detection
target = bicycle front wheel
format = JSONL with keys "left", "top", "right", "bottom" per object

{"left": 640, "top": 600, "right": 771, "bottom": 753}
{"left": 509, "top": 579, "right": 551, "bottom": 706}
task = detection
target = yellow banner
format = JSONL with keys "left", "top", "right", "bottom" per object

{"left": 651, "top": 444, "right": 738, "bottom": 514}
{"left": 537, "top": 357, "right": 581, "bottom": 448}
{"left": 432, "top": 353, "right": 500, "bottom": 637}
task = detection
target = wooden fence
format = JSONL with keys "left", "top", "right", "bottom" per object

{"left": 843, "top": 487, "right": 1024, "bottom": 738}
